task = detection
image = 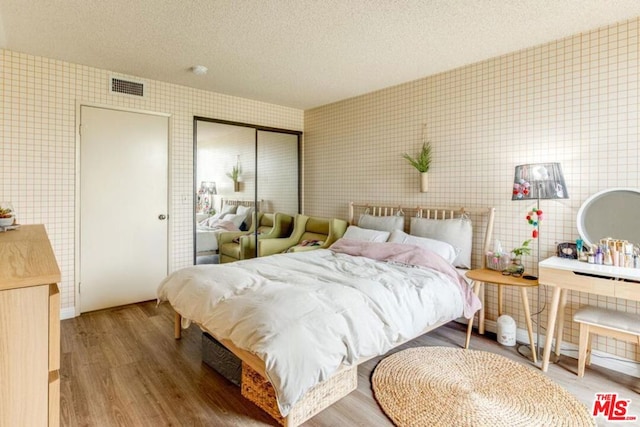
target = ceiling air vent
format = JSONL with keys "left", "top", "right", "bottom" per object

{"left": 109, "top": 76, "right": 145, "bottom": 97}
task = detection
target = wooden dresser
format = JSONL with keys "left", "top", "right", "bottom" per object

{"left": 0, "top": 224, "right": 61, "bottom": 426}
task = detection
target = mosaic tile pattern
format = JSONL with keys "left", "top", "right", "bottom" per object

{"left": 0, "top": 49, "right": 303, "bottom": 312}
{"left": 305, "top": 18, "right": 640, "bottom": 364}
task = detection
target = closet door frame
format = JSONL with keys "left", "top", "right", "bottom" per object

{"left": 193, "top": 116, "right": 302, "bottom": 263}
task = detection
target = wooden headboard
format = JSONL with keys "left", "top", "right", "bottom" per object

{"left": 220, "top": 198, "right": 263, "bottom": 211}
{"left": 349, "top": 202, "right": 496, "bottom": 269}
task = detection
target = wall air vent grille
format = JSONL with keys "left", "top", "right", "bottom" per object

{"left": 110, "top": 77, "right": 145, "bottom": 97}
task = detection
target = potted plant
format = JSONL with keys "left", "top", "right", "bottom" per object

{"left": 226, "top": 164, "right": 241, "bottom": 192}
{"left": 506, "top": 239, "right": 532, "bottom": 276}
{"left": 0, "top": 205, "right": 15, "bottom": 227}
{"left": 402, "top": 141, "right": 432, "bottom": 192}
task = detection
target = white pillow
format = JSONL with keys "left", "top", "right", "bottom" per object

{"left": 387, "top": 230, "right": 459, "bottom": 264}
{"left": 358, "top": 214, "right": 404, "bottom": 232}
{"left": 410, "top": 217, "right": 472, "bottom": 268}
{"left": 224, "top": 213, "right": 246, "bottom": 229}
{"left": 236, "top": 205, "right": 252, "bottom": 216}
{"left": 220, "top": 204, "right": 237, "bottom": 216}
{"left": 343, "top": 225, "right": 390, "bottom": 242}
{"left": 236, "top": 205, "right": 253, "bottom": 228}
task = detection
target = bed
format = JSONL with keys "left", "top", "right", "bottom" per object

{"left": 161, "top": 203, "right": 495, "bottom": 426}
{"left": 195, "top": 198, "right": 261, "bottom": 255}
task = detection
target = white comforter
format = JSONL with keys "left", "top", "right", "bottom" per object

{"left": 195, "top": 219, "right": 239, "bottom": 252}
{"left": 157, "top": 245, "right": 474, "bottom": 416}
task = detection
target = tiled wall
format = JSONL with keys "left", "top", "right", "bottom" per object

{"left": 256, "top": 131, "right": 300, "bottom": 215}
{"left": 3, "top": 17, "right": 639, "bottom": 367}
{"left": 305, "top": 18, "right": 640, "bottom": 364}
{"left": 0, "top": 49, "right": 303, "bottom": 313}
{"left": 196, "top": 122, "right": 300, "bottom": 216}
{"left": 196, "top": 121, "right": 257, "bottom": 203}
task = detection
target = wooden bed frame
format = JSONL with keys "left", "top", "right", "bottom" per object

{"left": 178, "top": 202, "right": 496, "bottom": 426}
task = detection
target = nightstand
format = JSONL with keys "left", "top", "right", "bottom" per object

{"left": 465, "top": 268, "right": 539, "bottom": 362}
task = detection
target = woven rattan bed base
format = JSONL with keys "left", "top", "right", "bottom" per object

{"left": 241, "top": 362, "right": 358, "bottom": 426}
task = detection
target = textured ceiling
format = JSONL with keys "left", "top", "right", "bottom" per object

{"left": 1, "top": 1, "right": 639, "bottom": 110}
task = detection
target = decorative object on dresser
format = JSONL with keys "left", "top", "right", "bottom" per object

{"left": 512, "top": 162, "right": 568, "bottom": 363}
{"left": 0, "top": 224, "right": 61, "bottom": 427}
{"left": 371, "top": 347, "right": 594, "bottom": 426}
{"left": 0, "top": 201, "right": 16, "bottom": 228}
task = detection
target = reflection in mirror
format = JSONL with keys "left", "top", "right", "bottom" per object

{"left": 195, "top": 121, "right": 255, "bottom": 264}
{"left": 257, "top": 130, "right": 300, "bottom": 214}
{"left": 194, "top": 118, "right": 300, "bottom": 265}
{"left": 577, "top": 188, "right": 640, "bottom": 246}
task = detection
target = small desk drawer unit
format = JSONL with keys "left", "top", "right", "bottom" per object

{"left": 540, "top": 263, "right": 640, "bottom": 298}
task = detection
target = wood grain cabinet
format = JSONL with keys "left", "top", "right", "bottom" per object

{"left": 0, "top": 225, "right": 61, "bottom": 426}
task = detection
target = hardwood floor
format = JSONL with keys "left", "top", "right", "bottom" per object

{"left": 61, "top": 301, "right": 639, "bottom": 426}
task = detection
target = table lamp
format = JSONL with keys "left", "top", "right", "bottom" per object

{"left": 512, "top": 162, "right": 568, "bottom": 361}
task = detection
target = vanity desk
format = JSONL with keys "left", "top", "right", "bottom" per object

{"left": 538, "top": 256, "right": 640, "bottom": 372}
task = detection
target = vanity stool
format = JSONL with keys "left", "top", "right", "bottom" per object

{"left": 574, "top": 306, "right": 640, "bottom": 377}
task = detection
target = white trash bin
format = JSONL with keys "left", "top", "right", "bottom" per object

{"left": 497, "top": 314, "right": 516, "bottom": 346}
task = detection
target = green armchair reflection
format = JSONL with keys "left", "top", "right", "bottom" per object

{"left": 257, "top": 214, "right": 348, "bottom": 257}
{"left": 218, "top": 212, "right": 293, "bottom": 263}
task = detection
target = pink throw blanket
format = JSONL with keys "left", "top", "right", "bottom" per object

{"left": 329, "top": 238, "right": 481, "bottom": 318}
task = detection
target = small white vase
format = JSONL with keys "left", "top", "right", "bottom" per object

{"left": 420, "top": 172, "right": 428, "bottom": 193}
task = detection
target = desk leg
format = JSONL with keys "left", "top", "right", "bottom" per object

{"left": 497, "top": 284, "right": 504, "bottom": 317}
{"left": 542, "top": 286, "right": 562, "bottom": 372}
{"left": 554, "top": 289, "right": 568, "bottom": 358}
{"left": 465, "top": 280, "right": 482, "bottom": 348}
{"left": 520, "top": 287, "right": 537, "bottom": 363}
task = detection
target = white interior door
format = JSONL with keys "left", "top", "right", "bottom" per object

{"left": 80, "top": 106, "right": 168, "bottom": 313}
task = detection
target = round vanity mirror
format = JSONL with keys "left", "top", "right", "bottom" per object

{"left": 577, "top": 188, "right": 640, "bottom": 246}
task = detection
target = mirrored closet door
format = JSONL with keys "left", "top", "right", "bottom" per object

{"left": 256, "top": 130, "right": 300, "bottom": 215}
{"left": 194, "top": 117, "right": 300, "bottom": 264}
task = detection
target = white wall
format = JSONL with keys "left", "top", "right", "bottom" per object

{"left": 0, "top": 49, "right": 303, "bottom": 312}
{"left": 304, "top": 18, "right": 640, "bottom": 363}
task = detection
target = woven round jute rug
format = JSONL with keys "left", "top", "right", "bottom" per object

{"left": 371, "top": 346, "right": 595, "bottom": 427}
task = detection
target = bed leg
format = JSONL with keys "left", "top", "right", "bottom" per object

{"left": 284, "top": 413, "right": 293, "bottom": 427}
{"left": 174, "top": 311, "right": 182, "bottom": 340}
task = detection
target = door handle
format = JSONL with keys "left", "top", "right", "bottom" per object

{"left": 158, "top": 214, "right": 167, "bottom": 220}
